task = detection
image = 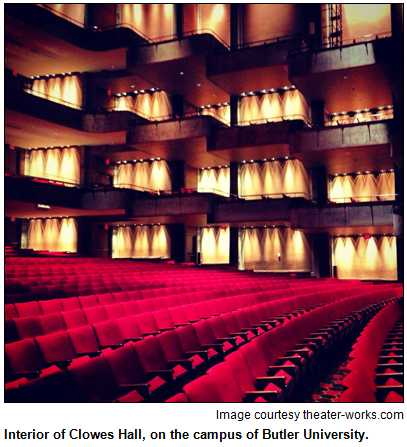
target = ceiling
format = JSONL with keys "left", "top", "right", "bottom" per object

{"left": 5, "top": 109, "right": 127, "bottom": 149}
{"left": 292, "top": 144, "right": 394, "bottom": 175}
{"left": 291, "top": 64, "right": 393, "bottom": 113}
{"left": 5, "top": 13, "right": 128, "bottom": 77}
{"left": 5, "top": 199, "right": 126, "bottom": 219}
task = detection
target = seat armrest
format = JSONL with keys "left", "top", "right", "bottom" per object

{"left": 376, "top": 363, "right": 403, "bottom": 373}
{"left": 185, "top": 350, "right": 209, "bottom": 361}
{"left": 295, "top": 343, "right": 317, "bottom": 352}
{"left": 304, "top": 337, "right": 323, "bottom": 346}
{"left": 145, "top": 369, "right": 174, "bottom": 382}
{"left": 201, "top": 343, "right": 224, "bottom": 354}
{"left": 255, "top": 376, "right": 285, "bottom": 390}
{"left": 230, "top": 332, "right": 248, "bottom": 341}
{"left": 268, "top": 365, "right": 296, "bottom": 376}
{"left": 287, "top": 349, "right": 309, "bottom": 359}
{"left": 244, "top": 390, "right": 279, "bottom": 403}
{"left": 277, "top": 356, "right": 303, "bottom": 367}
{"left": 49, "top": 360, "right": 72, "bottom": 369}
{"left": 118, "top": 383, "right": 151, "bottom": 398}
{"left": 241, "top": 327, "right": 258, "bottom": 336}
{"left": 216, "top": 337, "right": 237, "bottom": 346}
{"left": 167, "top": 359, "right": 194, "bottom": 371}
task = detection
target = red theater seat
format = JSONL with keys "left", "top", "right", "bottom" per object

{"left": 13, "top": 316, "right": 43, "bottom": 340}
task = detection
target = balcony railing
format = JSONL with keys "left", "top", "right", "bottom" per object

{"left": 289, "top": 31, "right": 391, "bottom": 56}
{"left": 237, "top": 114, "right": 310, "bottom": 127}
{"left": 328, "top": 194, "right": 397, "bottom": 204}
{"left": 239, "top": 192, "right": 312, "bottom": 201}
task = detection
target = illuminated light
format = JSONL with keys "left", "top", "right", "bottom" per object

{"left": 250, "top": 159, "right": 254, "bottom": 163}
{"left": 11, "top": 217, "right": 16, "bottom": 222}
{"left": 201, "top": 167, "right": 205, "bottom": 170}
{"left": 140, "top": 159, "right": 143, "bottom": 162}
{"left": 133, "top": 160, "right": 137, "bottom": 162}
{"left": 251, "top": 226, "right": 254, "bottom": 229}
{"left": 271, "top": 158, "right": 275, "bottom": 161}
{"left": 219, "top": 166, "right": 221, "bottom": 168}
{"left": 241, "top": 93, "right": 246, "bottom": 96}
{"left": 364, "top": 234, "right": 371, "bottom": 239}
{"left": 157, "top": 158, "right": 160, "bottom": 160}
{"left": 197, "top": 83, "right": 201, "bottom": 87}
{"left": 30, "top": 76, "right": 34, "bottom": 79}
{"left": 390, "top": 169, "right": 394, "bottom": 172}
{"left": 273, "top": 225, "right": 275, "bottom": 228}
{"left": 335, "top": 174, "right": 338, "bottom": 176}
{"left": 180, "top": 72, "right": 184, "bottom": 75}
{"left": 343, "top": 173, "right": 347, "bottom": 175}
{"left": 104, "top": 224, "right": 108, "bottom": 230}
{"left": 117, "top": 93, "right": 121, "bottom": 97}
{"left": 223, "top": 103, "right": 228, "bottom": 106}
{"left": 140, "top": 224, "right": 143, "bottom": 226}
{"left": 264, "top": 225, "right": 267, "bottom": 228}
{"left": 357, "top": 172, "right": 361, "bottom": 174}
{"left": 150, "top": 158, "right": 155, "bottom": 161}
{"left": 381, "top": 170, "right": 385, "bottom": 172}
{"left": 249, "top": 92, "right": 254, "bottom": 95}
{"left": 117, "top": 161, "right": 121, "bottom": 164}
{"left": 123, "top": 161, "right": 127, "bottom": 164}
{"left": 106, "top": 159, "right": 110, "bottom": 165}
{"left": 37, "top": 204, "right": 50, "bottom": 209}
{"left": 343, "top": 75, "right": 349, "bottom": 80}
{"left": 243, "top": 160, "right": 246, "bottom": 163}
{"left": 221, "top": 226, "right": 226, "bottom": 230}
{"left": 158, "top": 223, "right": 160, "bottom": 225}
{"left": 134, "top": 90, "right": 138, "bottom": 94}
{"left": 10, "top": 145, "right": 14, "bottom": 150}
{"left": 67, "top": 72, "right": 71, "bottom": 75}
{"left": 263, "top": 159, "right": 267, "bottom": 162}
{"left": 365, "top": 171, "right": 370, "bottom": 174}
{"left": 140, "top": 90, "right": 145, "bottom": 93}
{"left": 285, "top": 156, "right": 289, "bottom": 159}
{"left": 151, "top": 88, "right": 155, "bottom": 92}
{"left": 224, "top": 165, "right": 228, "bottom": 168}
{"left": 243, "top": 226, "right": 245, "bottom": 229}
{"left": 123, "top": 93, "right": 127, "bottom": 96}
{"left": 261, "top": 89, "right": 267, "bottom": 93}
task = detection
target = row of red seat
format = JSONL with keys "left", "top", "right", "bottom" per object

{"left": 167, "top": 290, "right": 403, "bottom": 403}
{"left": 6, "top": 282, "right": 380, "bottom": 343}
{"left": 6, "top": 289, "right": 395, "bottom": 401}
{"left": 340, "top": 301, "right": 403, "bottom": 403}
{"left": 5, "top": 279, "right": 362, "bottom": 317}
{"left": 6, "top": 285, "right": 401, "bottom": 402}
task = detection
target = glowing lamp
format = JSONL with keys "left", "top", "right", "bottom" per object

{"left": 364, "top": 234, "right": 371, "bottom": 239}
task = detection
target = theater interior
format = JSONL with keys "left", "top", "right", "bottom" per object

{"left": 4, "top": 4, "right": 404, "bottom": 403}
